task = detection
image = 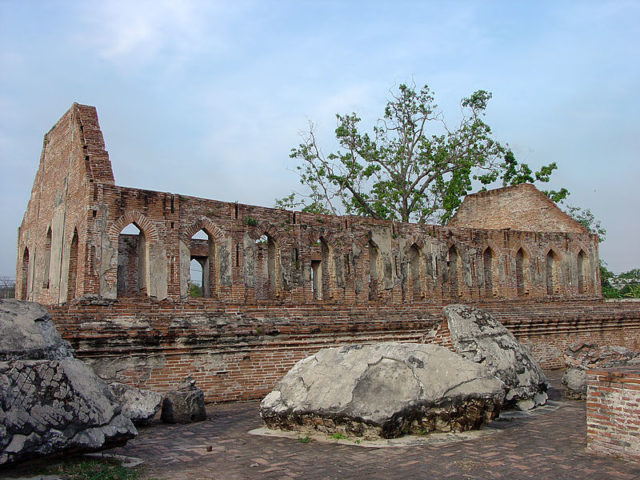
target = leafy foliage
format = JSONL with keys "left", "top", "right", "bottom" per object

{"left": 618, "top": 268, "right": 640, "bottom": 280}
{"left": 279, "top": 83, "right": 566, "bottom": 223}
{"left": 600, "top": 262, "right": 640, "bottom": 299}
{"left": 600, "top": 261, "right": 619, "bottom": 298}
{"left": 564, "top": 205, "right": 607, "bottom": 243}
{"left": 189, "top": 283, "right": 202, "bottom": 297}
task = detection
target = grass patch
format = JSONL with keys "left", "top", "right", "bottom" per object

{"left": 298, "top": 435, "right": 311, "bottom": 444}
{"left": 47, "top": 458, "right": 142, "bottom": 480}
{"left": 330, "top": 433, "right": 346, "bottom": 440}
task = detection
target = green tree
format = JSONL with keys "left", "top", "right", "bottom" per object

{"left": 616, "top": 268, "right": 640, "bottom": 298}
{"left": 189, "top": 283, "right": 202, "bottom": 298}
{"left": 600, "top": 261, "right": 620, "bottom": 298}
{"left": 564, "top": 205, "right": 606, "bottom": 243}
{"left": 601, "top": 266, "right": 640, "bottom": 299}
{"left": 278, "top": 83, "right": 566, "bottom": 223}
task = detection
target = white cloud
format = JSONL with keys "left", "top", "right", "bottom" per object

{"left": 78, "top": 0, "right": 247, "bottom": 68}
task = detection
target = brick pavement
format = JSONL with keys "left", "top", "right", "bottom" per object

{"left": 105, "top": 371, "right": 640, "bottom": 480}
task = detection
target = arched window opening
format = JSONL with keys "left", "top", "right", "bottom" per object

{"left": 448, "top": 245, "right": 460, "bottom": 297}
{"left": 483, "top": 247, "right": 494, "bottom": 297}
{"left": 368, "top": 240, "right": 380, "bottom": 301}
{"left": 21, "top": 247, "right": 29, "bottom": 300}
{"left": 516, "top": 248, "right": 528, "bottom": 296}
{"left": 43, "top": 227, "right": 52, "bottom": 289}
{"left": 546, "top": 250, "right": 560, "bottom": 295}
{"left": 255, "top": 233, "right": 277, "bottom": 299}
{"left": 190, "top": 229, "right": 215, "bottom": 298}
{"left": 67, "top": 230, "right": 79, "bottom": 301}
{"left": 408, "top": 244, "right": 422, "bottom": 301}
{"left": 577, "top": 250, "right": 587, "bottom": 294}
{"left": 189, "top": 258, "right": 204, "bottom": 297}
{"left": 117, "top": 223, "right": 147, "bottom": 297}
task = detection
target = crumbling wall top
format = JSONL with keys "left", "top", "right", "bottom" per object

{"left": 448, "top": 183, "right": 589, "bottom": 234}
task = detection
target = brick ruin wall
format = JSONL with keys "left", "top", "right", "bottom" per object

{"left": 49, "top": 298, "right": 640, "bottom": 402}
{"left": 17, "top": 104, "right": 602, "bottom": 307}
{"left": 586, "top": 366, "right": 640, "bottom": 462}
{"left": 19, "top": 181, "right": 603, "bottom": 306}
{"left": 15, "top": 103, "right": 640, "bottom": 402}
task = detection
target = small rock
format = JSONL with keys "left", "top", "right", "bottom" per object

{"left": 562, "top": 367, "right": 587, "bottom": 399}
{"left": 109, "top": 382, "right": 162, "bottom": 425}
{"left": 161, "top": 376, "right": 206, "bottom": 424}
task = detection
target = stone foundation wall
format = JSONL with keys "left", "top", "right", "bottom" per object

{"left": 586, "top": 366, "right": 640, "bottom": 462}
{"left": 49, "top": 299, "right": 640, "bottom": 402}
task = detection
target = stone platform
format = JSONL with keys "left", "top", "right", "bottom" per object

{"left": 3, "top": 371, "right": 639, "bottom": 479}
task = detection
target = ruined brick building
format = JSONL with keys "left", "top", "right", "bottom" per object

{"left": 15, "top": 104, "right": 640, "bottom": 401}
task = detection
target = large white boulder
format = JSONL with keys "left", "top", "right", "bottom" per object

{"left": 260, "top": 343, "right": 505, "bottom": 439}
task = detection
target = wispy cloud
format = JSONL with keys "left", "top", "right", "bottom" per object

{"left": 78, "top": 0, "right": 247, "bottom": 68}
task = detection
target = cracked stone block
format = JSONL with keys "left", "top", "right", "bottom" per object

{"left": 443, "top": 304, "right": 548, "bottom": 410}
{"left": 0, "top": 300, "right": 137, "bottom": 465}
{"left": 161, "top": 377, "right": 206, "bottom": 424}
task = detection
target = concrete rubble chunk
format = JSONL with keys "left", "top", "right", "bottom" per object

{"left": 109, "top": 383, "right": 162, "bottom": 425}
{"left": 562, "top": 343, "right": 640, "bottom": 399}
{"left": 443, "top": 304, "right": 548, "bottom": 410}
{"left": 260, "top": 343, "right": 505, "bottom": 439}
{"left": 161, "top": 376, "right": 207, "bottom": 424}
{"left": 0, "top": 299, "right": 137, "bottom": 465}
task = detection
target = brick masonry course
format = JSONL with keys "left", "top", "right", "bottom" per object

{"left": 587, "top": 366, "right": 640, "bottom": 462}
{"left": 15, "top": 103, "right": 639, "bottom": 404}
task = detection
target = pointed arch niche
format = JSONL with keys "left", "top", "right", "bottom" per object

{"left": 320, "top": 237, "right": 334, "bottom": 300}
{"left": 408, "top": 244, "right": 422, "bottom": 301}
{"left": 515, "top": 248, "right": 529, "bottom": 296}
{"left": 546, "top": 249, "right": 560, "bottom": 295}
{"left": 447, "top": 245, "right": 461, "bottom": 298}
{"left": 367, "top": 239, "right": 382, "bottom": 301}
{"left": 577, "top": 250, "right": 588, "bottom": 294}
{"left": 67, "top": 229, "right": 79, "bottom": 301}
{"left": 311, "top": 237, "right": 333, "bottom": 301}
{"left": 483, "top": 247, "right": 495, "bottom": 297}
{"left": 255, "top": 232, "right": 278, "bottom": 300}
{"left": 43, "top": 227, "right": 52, "bottom": 289}
{"left": 20, "top": 247, "right": 29, "bottom": 300}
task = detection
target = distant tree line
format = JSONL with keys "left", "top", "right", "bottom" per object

{"left": 0, "top": 276, "right": 15, "bottom": 299}
{"left": 601, "top": 267, "right": 640, "bottom": 299}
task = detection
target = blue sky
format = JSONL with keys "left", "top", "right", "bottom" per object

{"left": 1, "top": 0, "right": 638, "bottom": 276}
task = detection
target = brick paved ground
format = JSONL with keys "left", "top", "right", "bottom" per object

{"left": 103, "top": 371, "right": 640, "bottom": 480}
